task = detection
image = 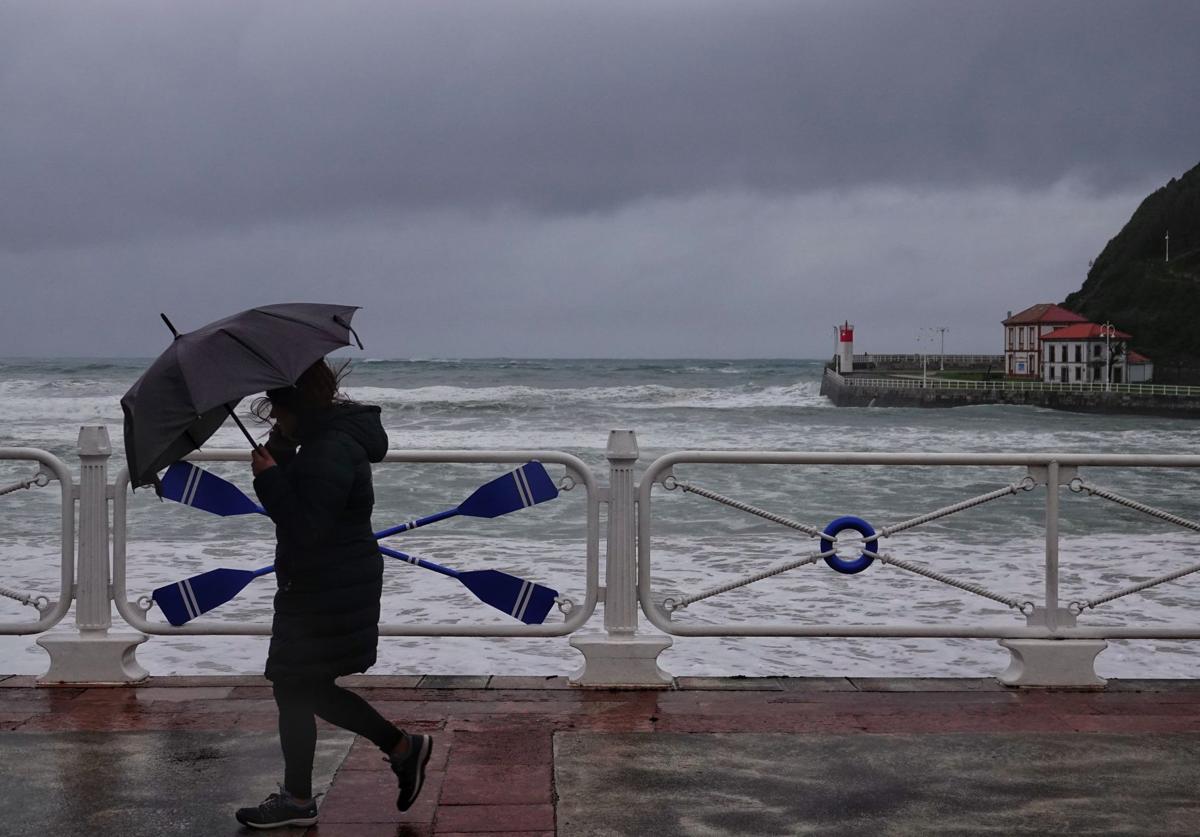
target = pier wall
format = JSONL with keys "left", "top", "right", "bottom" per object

{"left": 821, "top": 368, "right": 1200, "bottom": 418}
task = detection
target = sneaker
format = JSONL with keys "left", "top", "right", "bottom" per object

{"left": 387, "top": 733, "right": 433, "bottom": 811}
{"left": 235, "top": 785, "right": 319, "bottom": 829}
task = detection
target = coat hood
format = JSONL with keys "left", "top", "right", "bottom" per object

{"left": 300, "top": 403, "right": 388, "bottom": 463}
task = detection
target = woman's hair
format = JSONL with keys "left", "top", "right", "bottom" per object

{"left": 250, "top": 359, "right": 351, "bottom": 422}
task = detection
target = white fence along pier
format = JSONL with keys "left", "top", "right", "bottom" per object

{"left": 7, "top": 426, "right": 1200, "bottom": 687}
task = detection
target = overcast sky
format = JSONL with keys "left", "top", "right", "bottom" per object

{"left": 1, "top": 0, "right": 1197, "bottom": 358}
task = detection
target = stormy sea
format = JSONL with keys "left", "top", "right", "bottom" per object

{"left": 3, "top": 356, "right": 1200, "bottom": 679}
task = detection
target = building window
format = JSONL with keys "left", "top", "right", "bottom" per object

{"left": 1048, "top": 366, "right": 1055, "bottom": 380}
{"left": 1075, "top": 345, "right": 1082, "bottom": 362}
{"left": 1093, "top": 344, "right": 1101, "bottom": 356}
{"left": 1060, "top": 366, "right": 1067, "bottom": 381}
{"left": 1075, "top": 367, "right": 1082, "bottom": 381}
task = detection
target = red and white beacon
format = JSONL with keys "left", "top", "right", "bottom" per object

{"left": 838, "top": 321, "right": 854, "bottom": 373}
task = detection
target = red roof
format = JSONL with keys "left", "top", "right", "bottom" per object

{"left": 1041, "top": 323, "right": 1132, "bottom": 341}
{"left": 1003, "top": 304, "right": 1087, "bottom": 326}
{"left": 1127, "top": 351, "right": 1152, "bottom": 364}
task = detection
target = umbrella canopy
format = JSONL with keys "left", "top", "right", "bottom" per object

{"left": 121, "top": 302, "right": 362, "bottom": 488}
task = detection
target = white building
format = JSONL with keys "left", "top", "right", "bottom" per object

{"left": 1040, "top": 323, "right": 1132, "bottom": 384}
{"left": 1126, "top": 351, "right": 1155, "bottom": 383}
{"left": 1002, "top": 304, "right": 1087, "bottom": 377}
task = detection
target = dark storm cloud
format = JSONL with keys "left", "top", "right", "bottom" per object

{"left": 1, "top": 0, "right": 1197, "bottom": 252}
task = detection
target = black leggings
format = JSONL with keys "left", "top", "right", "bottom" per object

{"left": 273, "top": 678, "right": 404, "bottom": 798}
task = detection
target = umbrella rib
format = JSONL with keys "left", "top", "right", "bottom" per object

{"left": 257, "top": 308, "right": 355, "bottom": 337}
{"left": 217, "top": 329, "right": 291, "bottom": 378}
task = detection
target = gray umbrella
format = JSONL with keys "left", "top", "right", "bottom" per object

{"left": 121, "top": 302, "right": 363, "bottom": 488}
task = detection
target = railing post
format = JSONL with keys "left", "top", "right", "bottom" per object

{"left": 570, "top": 430, "right": 672, "bottom": 687}
{"left": 998, "top": 461, "right": 1106, "bottom": 687}
{"left": 37, "top": 426, "right": 148, "bottom": 685}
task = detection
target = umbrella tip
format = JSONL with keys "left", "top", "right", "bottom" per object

{"left": 334, "top": 314, "right": 364, "bottom": 350}
{"left": 160, "top": 313, "right": 181, "bottom": 339}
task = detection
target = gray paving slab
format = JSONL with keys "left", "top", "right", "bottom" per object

{"left": 487, "top": 675, "right": 573, "bottom": 690}
{"left": 847, "top": 677, "right": 1005, "bottom": 692}
{"left": 555, "top": 731, "right": 1200, "bottom": 836}
{"left": 418, "top": 674, "right": 491, "bottom": 689}
{"left": 675, "top": 676, "right": 783, "bottom": 691}
{"left": 1105, "top": 678, "right": 1200, "bottom": 692}
{"left": 776, "top": 677, "right": 858, "bottom": 692}
{"left": 0, "top": 730, "right": 353, "bottom": 837}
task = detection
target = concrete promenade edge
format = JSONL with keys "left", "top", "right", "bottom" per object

{"left": 3, "top": 675, "right": 1200, "bottom": 836}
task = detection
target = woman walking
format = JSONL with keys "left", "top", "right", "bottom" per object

{"left": 235, "top": 360, "right": 431, "bottom": 829}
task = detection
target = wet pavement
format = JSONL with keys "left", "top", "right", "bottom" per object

{"left": 2, "top": 674, "right": 1200, "bottom": 836}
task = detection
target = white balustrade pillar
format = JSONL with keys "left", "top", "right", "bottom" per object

{"left": 603, "top": 429, "right": 640, "bottom": 636}
{"left": 997, "top": 462, "right": 1106, "bottom": 688}
{"left": 570, "top": 430, "right": 672, "bottom": 687}
{"left": 37, "top": 426, "right": 148, "bottom": 684}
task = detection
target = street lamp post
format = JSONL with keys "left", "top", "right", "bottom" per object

{"left": 935, "top": 326, "right": 948, "bottom": 371}
{"left": 917, "top": 328, "right": 929, "bottom": 388}
{"left": 1102, "top": 322, "right": 1114, "bottom": 392}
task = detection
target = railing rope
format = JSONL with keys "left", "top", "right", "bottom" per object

{"left": 664, "top": 476, "right": 823, "bottom": 538}
{"left": 0, "top": 471, "right": 50, "bottom": 497}
{"left": 663, "top": 550, "right": 833, "bottom": 612}
{"left": 880, "top": 478, "right": 1035, "bottom": 536}
{"left": 869, "top": 551, "right": 1033, "bottom": 613}
{"left": 1069, "top": 479, "right": 1200, "bottom": 533}
{"left": 0, "top": 584, "right": 48, "bottom": 610}
{"left": 1071, "top": 559, "right": 1200, "bottom": 613}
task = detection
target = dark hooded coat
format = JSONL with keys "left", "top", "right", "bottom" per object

{"left": 252, "top": 403, "right": 389, "bottom": 683}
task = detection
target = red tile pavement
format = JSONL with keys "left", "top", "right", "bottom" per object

{"left": 434, "top": 804, "right": 556, "bottom": 833}
{"left": 2, "top": 676, "right": 1200, "bottom": 834}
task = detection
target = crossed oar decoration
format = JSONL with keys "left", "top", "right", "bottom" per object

{"left": 150, "top": 461, "right": 561, "bottom": 627}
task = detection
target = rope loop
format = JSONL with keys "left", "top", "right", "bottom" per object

{"left": 1019, "top": 601, "right": 1036, "bottom": 616}
{"left": 662, "top": 475, "right": 679, "bottom": 491}
{"left": 555, "top": 596, "right": 575, "bottom": 615}
{"left": 0, "top": 471, "right": 51, "bottom": 498}
{"left": 135, "top": 595, "right": 154, "bottom": 614}
{"left": 0, "top": 584, "right": 43, "bottom": 608}
{"left": 558, "top": 475, "right": 577, "bottom": 492}
{"left": 1067, "top": 600, "right": 1087, "bottom": 616}
{"left": 1068, "top": 477, "right": 1086, "bottom": 494}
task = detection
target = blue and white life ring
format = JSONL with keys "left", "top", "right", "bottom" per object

{"left": 820, "top": 516, "right": 878, "bottom": 575}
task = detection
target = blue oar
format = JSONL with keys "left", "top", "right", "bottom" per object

{"left": 152, "top": 462, "right": 560, "bottom": 625}
{"left": 163, "top": 460, "right": 558, "bottom": 532}
{"left": 152, "top": 542, "right": 558, "bottom": 627}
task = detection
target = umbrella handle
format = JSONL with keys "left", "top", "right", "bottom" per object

{"left": 225, "top": 406, "right": 263, "bottom": 452}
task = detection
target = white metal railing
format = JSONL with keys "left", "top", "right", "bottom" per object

{"left": 16, "top": 426, "right": 1200, "bottom": 686}
{"left": 112, "top": 449, "right": 600, "bottom": 638}
{"left": 854, "top": 354, "right": 1003, "bottom": 366}
{"left": 637, "top": 451, "right": 1200, "bottom": 643}
{"left": 0, "top": 448, "right": 74, "bottom": 635}
{"left": 834, "top": 369, "right": 1200, "bottom": 397}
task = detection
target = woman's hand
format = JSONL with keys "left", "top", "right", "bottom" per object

{"left": 251, "top": 446, "right": 278, "bottom": 477}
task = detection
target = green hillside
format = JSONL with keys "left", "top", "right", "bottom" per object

{"left": 1064, "top": 161, "right": 1200, "bottom": 381}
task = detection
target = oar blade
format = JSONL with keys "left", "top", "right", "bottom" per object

{"left": 457, "top": 462, "right": 558, "bottom": 519}
{"left": 151, "top": 567, "right": 260, "bottom": 626}
{"left": 456, "top": 570, "right": 559, "bottom": 625}
{"left": 161, "top": 461, "right": 264, "bottom": 516}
